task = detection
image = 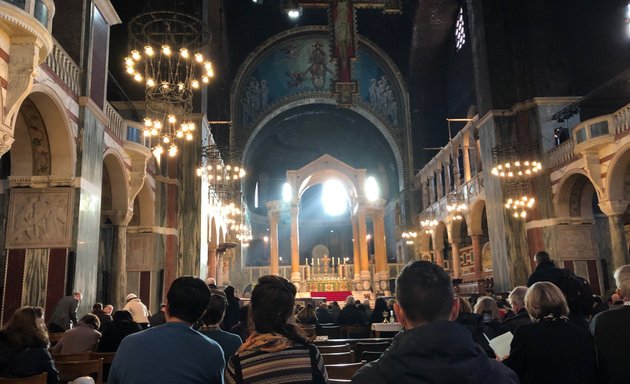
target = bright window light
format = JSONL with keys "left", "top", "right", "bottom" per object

{"left": 322, "top": 180, "right": 348, "bottom": 216}
{"left": 365, "top": 176, "right": 379, "bottom": 201}
{"left": 282, "top": 182, "right": 292, "bottom": 202}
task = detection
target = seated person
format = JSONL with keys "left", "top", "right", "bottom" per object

{"left": 97, "top": 310, "right": 142, "bottom": 352}
{"left": 51, "top": 314, "right": 101, "bottom": 355}
{"left": 91, "top": 303, "right": 112, "bottom": 331}
{"left": 148, "top": 304, "right": 167, "bottom": 327}
{"left": 198, "top": 292, "right": 243, "bottom": 361}
{"left": 0, "top": 306, "right": 59, "bottom": 384}
{"left": 315, "top": 303, "right": 334, "bottom": 324}
{"left": 336, "top": 296, "right": 367, "bottom": 326}
{"left": 225, "top": 275, "right": 327, "bottom": 383}
{"left": 296, "top": 303, "right": 318, "bottom": 325}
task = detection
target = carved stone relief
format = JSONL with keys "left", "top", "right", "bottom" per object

{"left": 6, "top": 187, "right": 74, "bottom": 249}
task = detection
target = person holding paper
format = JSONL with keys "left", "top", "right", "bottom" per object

{"left": 503, "top": 281, "right": 596, "bottom": 384}
{"left": 352, "top": 261, "right": 518, "bottom": 384}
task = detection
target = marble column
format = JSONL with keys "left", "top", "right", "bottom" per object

{"left": 290, "top": 205, "right": 300, "bottom": 283}
{"left": 207, "top": 247, "right": 217, "bottom": 281}
{"left": 357, "top": 209, "right": 370, "bottom": 290}
{"left": 599, "top": 200, "right": 630, "bottom": 271}
{"left": 373, "top": 211, "right": 387, "bottom": 289}
{"left": 453, "top": 150, "right": 462, "bottom": 187}
{"left": 471, "top": 234, "right": 483, "bottom": 279}
{"left": 269, "top": 211, "right": 280, "bottom": 275}
{"left": 463, "top": 139, "right": 472, "bottom": 182}
{"left": 216, "top": 254, "right": 223, "bottom": 286}
{"left": 608, "top": 214, "right": 629, "bottom": 270}
{"left": 111, "top": 211, "right": 131, "bottom": 309}
{"left": 434, "top": 249, "right": 444, "bottom": 268}
{"left": 352, "top": 216, "right": 361, "bottom": 278}
{"left": 451, "top": 242, "right": 461, "bottom": 278}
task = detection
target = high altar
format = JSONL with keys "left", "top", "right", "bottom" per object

{"left": 303, "top": 255, "right": 353, "bottom": 292}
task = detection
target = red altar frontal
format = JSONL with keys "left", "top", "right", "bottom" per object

{"left": 310, "top": 290, "right": 353, "bottom": 302}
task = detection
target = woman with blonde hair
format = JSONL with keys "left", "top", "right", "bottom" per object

{"left": 503, "top": 282, "right": 595, "bottom": 384}
{"left": 0, "top": 306, "right": 59, "bottom": 383}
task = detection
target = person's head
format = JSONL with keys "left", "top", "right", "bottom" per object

{"left": 331, "top": 301, "right": 340, "bottom": 309}
{"left": 251, "top": 275, "right": 305, "bottom": 342}
{"left": 457, "top": 296, "right": 473, "bottom": 314}
{"left": 345, "top": 296, "right": 355, "bottom": 307}
{"left": 474, "top": 296, "right": 501, "bottom": 322}
{"left": 112, "top": 310, "right": 133, "bottom": 323}
{"left": 103, "top": 305, "right": 114, "bottom": 315}
{"left": 125, "top": 293, "right": 138, "bottom": 303}
{"left": 166, "top": 276, "right": 212, "bottom": 324}
{"left": 92, "top": 303, "right": 103, "bottom": 312}
{"left": 611, "top": 293, "right": 622, "bottom": 303}
{"left": 534, "top": 251, "right": 551, "bottom": 266}
{"left": 1, "top": 306, "right": 48, "bottom": 347}
{"left": 79, "top": 313, "right": 100, "bottom": 330}
{"left": 224, "top": 285, "right": 235, "bottom": 299}
{"left": 387, "top": 298, "right": 396, "bottom": 309}
{"left": 373, "top": 297, "right": 388, "bottom": 313}
{"left": 73, "top": 292, "right": 83, "bottom": 301}
{"left": 508, "top": 286, "right": 528, "bottom": 312}
{"left": 394, "top": 261, "right": 456, "bottom": 328}
{"left": 318, "top": 302, "right": 328, "bottom": 311}
{"left": 206, "top": 277, "right": 217, "bottom": 286}
{"left": 159, "top": 303, "right": 167, "bottom": 312}
{"left": 362, "top": 299, "right": 371, "bottom": 309}
{"left": 614, "top": 264, "right": 630, "bottom": 300}
{"left": 525, "top": 281, "right": 569, "bottom": 320}
{"left": 202, "top": 293, "right": 227, "bottom": 326}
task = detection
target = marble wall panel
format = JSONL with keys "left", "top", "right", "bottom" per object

{"left": 126, "top": 233, "right": 155, "bottom": 271}
{"left": 22, "top": 248, "right": 49, "bottom": 308}
{"left": 555, "top": 224, "right": 598, "bottom": 261}
{"left": 5, "top": 187, "right": 74, "bottom": 249}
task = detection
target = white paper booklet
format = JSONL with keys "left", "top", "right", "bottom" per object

{"left": 487, "top": 331, "right": 513, "bottom": 360}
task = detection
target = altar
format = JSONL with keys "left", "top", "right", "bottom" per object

{"left": 304, "top": 255, "right": 353, "bottom": 292}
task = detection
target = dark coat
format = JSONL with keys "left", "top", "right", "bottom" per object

{"left": 0, "top": 333, "right": 59, "bottom": 384}
{"left": 93, "top": 310, "right": 113, "bottom": 331}
{"left": 48, "top": 295, "right": 79, "bottom": 331}
{"left": 97, "top": 321, "right": 142, "bottom": 352}
{"left": 315, "top": 307, "right": 334, "bottom": 324}
{"left": 148, "top": 311, "right": 166, "bottom": 327}
{"left": 336, "top": 305, "right": 366, "bottom": 326}
{"left": 504, "top": 317, "right": 596, "bottom": 384}
{"left": 352, "top": 320, "right": 519, "bottom": 384}
{"left": 500, "top": 308, "right": 531, "bottom": 334}
{"left": 456, "top": 312, "right": 495, "bottom": 358}
{"left": 589, "top": 305, "right": 630, "bottom": 384}
{"left": 222, "top": 297, "right": 240, "bottom": 331}
{"left": 527, "top": 260, "right": 564, "bottom": 287}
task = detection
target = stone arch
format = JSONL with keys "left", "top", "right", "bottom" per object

{"left": 231, "top": 26, "right": 411, "bottom": 192}
{"left": 469, "top": 199, "right": 486, "bottom": 235}
{"left": 102, "top": 150, "right": 129, "bottom": 219}
{"left": 130, "top": 182, "right": 154, "bottom": 226}
{"left": 606, "top": 144, "right": 630, "bottom": 204}
{"left": 555, "top": 171, "right": 600, "bottom": 219}
{"left": 11, "top": 89, "right": 75, "bottom": 176}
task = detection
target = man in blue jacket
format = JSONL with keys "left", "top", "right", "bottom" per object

{"left": 352, "top": 261, "right": 519, "bottom": 384}
{"left": 109, "top": 276, "right": 225, "bottom": 384}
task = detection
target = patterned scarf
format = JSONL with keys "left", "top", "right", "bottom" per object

{"left": 239, "top": 332, "right": 295, "bottom": 353}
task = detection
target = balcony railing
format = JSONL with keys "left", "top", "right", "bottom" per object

{"left": 546, "top": 138, "right": 575, "bottom": 169}
{"left": 44, "top": 39, "right": 80, "bottom": 95}
{"left": 613, "top": 103, "right": 630, "bottom": 136}
{"left": 105, "top": 102, "right": 124, "bottom": 142}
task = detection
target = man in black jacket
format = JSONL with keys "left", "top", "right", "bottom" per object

{"left": 527, "top": 251, "right": 564, "bottom": 287}
{"left": 352, "top": 261, "right": 518, "bottom": 384}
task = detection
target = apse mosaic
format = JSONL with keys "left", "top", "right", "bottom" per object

{"left": 239, "top": 33, "right": 400, "bottom": 128}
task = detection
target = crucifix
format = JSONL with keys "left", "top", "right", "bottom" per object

{"left": 298, "top": 0, "right": 401, "bottom": 106}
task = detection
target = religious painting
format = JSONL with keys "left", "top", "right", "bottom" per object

{"left": 331, "top": 0, "right": 356, "bottom": 82}
{"left": 355, "top": 48, "right": 400, "bottom": 126}
{"left": 6, "top": 188, "right": 74, "bottom": 249}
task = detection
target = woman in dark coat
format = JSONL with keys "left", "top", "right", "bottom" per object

{"left": 97, "top": 310, "right": 142, "bottom": 352}
{"left": 503, "top": 282, "right": 596, "bottom": 384}
{"left": 222, "top": 285, "right": 241, "bottom": 331}
{"left": 0, "top": 306, "right": 59, "bottom": 384}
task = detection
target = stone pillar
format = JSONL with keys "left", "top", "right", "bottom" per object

{"left": 207, "top": 247, "right": 217, "bottom": 281}
{"left": 357, "top": 209, "right": 371, "bottom": 290}
{"left": 111, "top": 211, "right": 132, "bottom": 309}
{"left": 352, "top": 216, "right": 361, "bottom": 277}
{"left": 429, "top": 175, "right": 436, "bottom": 203}
{"left": 217, "top": 254, "right": 224, "bottom": 286}
{"left": 444, "top": 161, "right": 452, "bottom": 194}
{"left": 463, "top": 137, "right": 472, "bottom": 181}
{"left": 471, "top": 234, "right": 483, "bottom": 279}
{"left": 434, "top": 249, "right": 444, "bottom": 268}
{"left": 290, "top": 205, "right": 300, "bottom": 283}
{"left": 453, "top": 150, "right": 462, "bottom": 187}
{"left": 451, "top": 242, "right": 461, "bottom": 278}
{"left": 373, "top": 211, "right": 387, "bottom": 290}
{"left": 269, "top": 211, "right": 280, "bottom": 275}
{"left": 599, "top": 200, "right": 630, "bottom": 271}
{"left": 436, "top": 167, "right": 444, "bottom": 199}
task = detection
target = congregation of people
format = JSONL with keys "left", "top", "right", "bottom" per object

{"left": 0, "top": 250, "right": 629, "bottom": 383}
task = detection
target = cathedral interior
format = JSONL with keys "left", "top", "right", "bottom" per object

{"left": 0, "top": 0, "right": 629, "bottom": 320}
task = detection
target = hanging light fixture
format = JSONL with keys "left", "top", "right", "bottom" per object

{"left": 420, "top": 217, "right": 438, "bottom": 234}
{"left": 446, "top": 191, "right": 467, "bottom": 221}
{"left": 125, "top": 10, "right": 213, "bottom": 156}
{"left": 401, "top": 229, "right": 418, "bottom": 245}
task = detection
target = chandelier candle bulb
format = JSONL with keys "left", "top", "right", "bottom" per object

{"left": 161, "top": 45, "right": 171, "bottom": 55}
{"left": 179, "top": 48, "right": 189, "bottom": 58}
{"left": 131, "top": 50, "right": 140, "bottom": 60}
{"left": 144, "top": 46, "right": 154, "bottom": 56}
